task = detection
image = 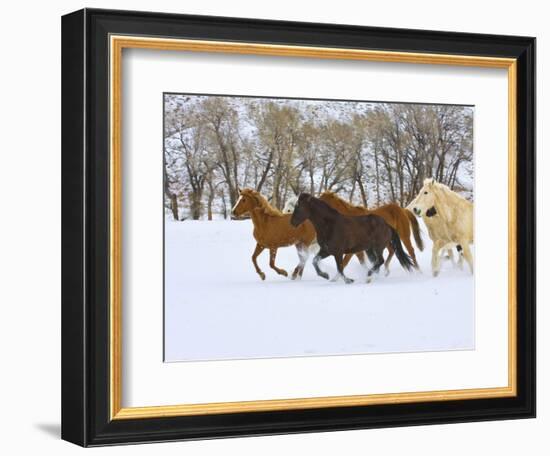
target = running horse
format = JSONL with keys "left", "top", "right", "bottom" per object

{"left": 408, "top": 178, "right": 474, "bottom": 276}
{"left": 232, "top": 189, "right": 316, "bottom": 280}
{"left": 285, "top": 192, "right": 423, "bottom": 273}
{"left": 290, "top": 193, "right": 415, "bottom": 283}
{"left": 319, "top": 192, "right": 423, "bottom": 272}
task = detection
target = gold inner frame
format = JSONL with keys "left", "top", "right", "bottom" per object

{"left": 109, "top": 35, "right": 517, "bottom": 420}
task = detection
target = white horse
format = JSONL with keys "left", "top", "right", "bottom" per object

{"left": 283, "top": 195, "right": 299, "bottom": 214}
{"left": 408, "top": 178, "right": 474, "bottom": 277}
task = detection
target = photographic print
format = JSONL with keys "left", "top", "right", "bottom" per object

{"left": 62, "top": 11, "right": 535, "bottom": 445}
{"left": 163, "top": 93, "right": 474, "bottom": 362}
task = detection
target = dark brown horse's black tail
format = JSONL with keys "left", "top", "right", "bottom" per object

{"left": 405, "top": 209, "right": 424, "bottom": 251}
{"left": 390, "top": 228, "right": 415, "bottom": 272}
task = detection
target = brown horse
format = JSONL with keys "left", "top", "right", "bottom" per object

{"left": 232, "top": 189, "right": 316, "bottom": 280}
{"left": 290, "top": 193, "right": 414, "bottom": 283}
{"left": 319, "top": 192, "right": 423, "bottom": 271}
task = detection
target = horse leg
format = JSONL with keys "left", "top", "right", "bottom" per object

{"left": 373, "top": 249, "right": 386, "bottom": 275}
{"left": 330, "top": 256, "right": 340, "bottom": 282}
{"left": 269, "top": 248, "right": 288, "bottom": 277}
{"left": 455, "top": 247, "right": 465, "bottom": 270}
{"left": 444, "top": 248, "right": 456, "bottom": 266}
{"left": 384, "top": 245, "right": 394, "bottom": 276}
{"left": 367, "top": 248, "right": 385, "bottom": 283}
{"left": 460, "top": 243, "right": 474, "bottom": 274}
{"left": 332, "top": 254, "right": 354, "bottom": 284}
{"left": 302, "top": 242, "right": 319, "bottom": 277}
{"left": 431, "top": 240, "right": 444, "bottom": 277}
{"left": 292, "top": 243, "right": 309, "bottom": 280}
{"left": 342, "top": 253, "right": 355, "bottom": 268}
{"left": 358, "top": 251, "right": 370, "bottom": 272}
{"left": 251, "top": 243, "right": 266, "bottom": 280}
{"left": 313, "top": 249, "right": 330, "bottom": 280}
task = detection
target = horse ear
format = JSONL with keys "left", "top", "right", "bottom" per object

{"left": 424, "top": 177, "right": 434, "bottom": 186}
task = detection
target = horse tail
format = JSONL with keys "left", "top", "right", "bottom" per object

{"left": 390, "top": 228, "right": 415, "bottom": 272}
{"left": 405, "top": 209, "right": 424, "bottom": 251}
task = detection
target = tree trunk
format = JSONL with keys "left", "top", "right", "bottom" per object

{"left": 357, "top": 177, "right": 368, "bottom": 208}
{"left": 170, "top": 194, "right": 179, "bottom": 221}
{"left": 221, "top": 191, "right": 228, "bottom": 219}
{"left": 255, "top": 148, "right": 273, "bottom": 194}
{"left": 207, "top": 193, "right": 214, "bottom": 220}
{"left": 189, "top": 192, "right": 202, "bottom": 220}
{"left": 374, "top": 145, "right": 381, "bottom": 205}
{"left": 163, "top": 164, "right": 179, "bottom": 220}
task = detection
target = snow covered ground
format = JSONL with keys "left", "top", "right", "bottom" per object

{"left": 164, "top": 219, "right": 474, "bottom": 362}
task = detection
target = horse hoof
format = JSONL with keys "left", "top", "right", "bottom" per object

{"left": 280, "top": 270, "right": 288, "bottom": 277}
{"left": 320, "top": 273, "right": 329, "bottom": 280}
{"left": 384, "top": 269, "right": 390, "bottom": 277}
{"left": 344, "top": 278, "right": 354, "bottom": 284}
{"left": 432, "top": 270, "right": 439, "bottom": 278}
{"left": 259, "top": 272, "right": 266, "bottom": 280}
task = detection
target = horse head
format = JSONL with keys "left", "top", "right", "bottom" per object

{"left": 283, "top": 195, "right": 298, "bottom": 214}
{"left": 231, "top": 189, "right": 259, "bottom": 218}
{"left": 290, "top": 193, "right": 312, "bottom": 227}
{"left": 409, "top": 178, "right": 439, "bottom": 218}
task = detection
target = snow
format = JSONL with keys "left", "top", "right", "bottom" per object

{"left": 164, "top": 219, "right": 474, "bottom": 362}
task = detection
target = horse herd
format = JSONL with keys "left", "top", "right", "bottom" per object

{"left": 231, "top": 178, "right": 474, "bottom": 284}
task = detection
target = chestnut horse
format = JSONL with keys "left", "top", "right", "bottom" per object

{"left": 319, "top": 192, "right": 423, "bottom": 272}
{"left": 232, "top": 189, "right": 316, "bottom": 280}
{"left": 290, "top": 194, "right": 414, "bottom": 283}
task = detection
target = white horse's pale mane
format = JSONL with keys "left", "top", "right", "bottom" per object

{"left": 431, "top": 181, "right": 469, "bottom": 205}
{"left": 428, "top": 181, "right": 470, "bottom": 222}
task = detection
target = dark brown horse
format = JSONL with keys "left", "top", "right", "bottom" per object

{"left": 290, "top": 193, "right": 414, "bottom": 284}
{"left": 319, "top": 192, "right": 423, "bottom": 271}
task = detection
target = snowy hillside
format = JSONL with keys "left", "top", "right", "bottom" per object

{"left": 164, "top": 219, "right": 474, "bottom": 362}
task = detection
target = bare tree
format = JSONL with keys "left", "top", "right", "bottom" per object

{"left": 198, "top": 98, "right": 243, "bottom": 208}
{"left": 163, "top": 94, "right": 474, "bottom": 219}
{"left": 165, "top": 100, "right": 213, "bottom": 219}
{"left": 252, "top": 101, "right": 302, "bottom": 208}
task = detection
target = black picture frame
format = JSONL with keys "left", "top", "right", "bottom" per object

{"left": 62, "top": 8, "right": 536, "bottom": 447}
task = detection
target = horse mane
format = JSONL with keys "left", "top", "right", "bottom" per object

{"left": 425, "top": 180, "right": 471, "bottom": 222}
{"left": 320, "top": 191, "right": 366, "bottom": 210}
{"left": 303, "top": 193, "right": 341, "bottom": 217}
{"left": 240, "top": 189, "right": 283, "bottom": 216}
{"left": 431, "top": 181, "right": 469, "bottom": 205}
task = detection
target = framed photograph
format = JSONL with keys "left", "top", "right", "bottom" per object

{"left": 61, "top": 8, "right": 535, "bottom": 447}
